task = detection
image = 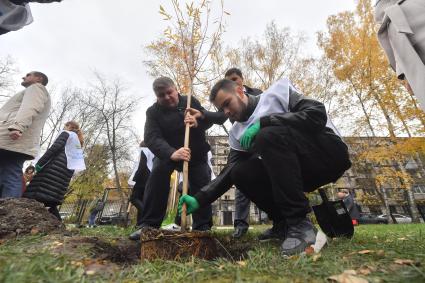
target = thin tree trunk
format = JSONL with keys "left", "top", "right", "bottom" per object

{"left": 396, "top": 160, "right": 422, "bottom": 223}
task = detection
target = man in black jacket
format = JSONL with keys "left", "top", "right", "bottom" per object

{"left": 179, "top": 78, "right": 351, "bottom": 256}
{"left": 224, "top": 68, "right": 262, "bottom": 239}
{"left": 131, "top": 77, "right": 226, "bottom": 240}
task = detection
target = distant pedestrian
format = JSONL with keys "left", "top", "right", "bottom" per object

{"left": 88, "top": 199, "right": 105, "bottom": 227}
{"left": 337, "top": 189, "right": 360, "bottom": 225}
{"left": 23, "top": 165, "right": 35, "bottom": 185}
{"left": 23, "top": 121, "right": 85, "bottom": 221}
{"left": 128, "top": 141, "right": 154, "bottom": 230}
{"left": 0, "top": 71, "right": 51, "bottom": 198}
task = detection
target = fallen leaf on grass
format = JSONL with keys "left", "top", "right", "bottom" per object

{"left": 394, "top": 259, "right": 415, "bottom": 265}
{"left": 358, "top": 250, "right": 373, "bottom": 255}
{"left": 327, "top": 270, "right": 368, "bottom": 283}
{"left": 397, "top": 237, "right": 407, "bottom": 241}
{"left": 30, "top": 227, "right": 40, "bottom": 235}
{"left": 236, "top": 261, "right": 246, "bottom": 267}
{"left": 376, "top": 250, "right": 385, "bottom": 257}
{"left": 85, "top": 270, "right": 96, "bottom": 275}
{"left": 357, "top": 266, "right": 375, "bottom": 276}
{"left": 312, "top": 254, "right": 322, "bottom": 262}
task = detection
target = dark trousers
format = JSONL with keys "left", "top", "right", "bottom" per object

{"left": 140, "top": 158, "right": 212, "bottom": 229}
{"left": 130, "top": 177, "right": 148, "bottom": 226}
{"left": 130, "top": 150, "right": 150, "bottom": 226}
{"left": 234, "top": 189, "right": 250, "bottom": 229}
{"left": 45, "top": 204, "right": 61, "bottom": 221}
{"left": 231, "top": 125, "right": 350, "bottom": 225}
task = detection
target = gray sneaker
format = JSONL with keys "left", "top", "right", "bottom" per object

{"left": 128, "top": 225, "right": 156, "bottom": 241}
{"left": 281, "top": 218, "right": 327, "bottom": 256}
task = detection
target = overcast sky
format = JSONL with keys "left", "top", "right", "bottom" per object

{"left": 0, "top": 0, "right": 356, "bottom": 137}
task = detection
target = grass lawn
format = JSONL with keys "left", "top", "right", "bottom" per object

{"left": 0, "top": 224, "right": 424, "bottom": 283}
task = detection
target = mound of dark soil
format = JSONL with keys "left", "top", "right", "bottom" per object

{"left": 0, "top": 198, "right": 64, "bottom": 239}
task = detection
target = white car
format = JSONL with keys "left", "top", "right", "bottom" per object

{"left": 377, "top": 214, "right": 412, "bottom": 224}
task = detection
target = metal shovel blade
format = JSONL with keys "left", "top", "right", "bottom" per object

{"left": 312, "top": 188, "right": 354, "bottom": 238}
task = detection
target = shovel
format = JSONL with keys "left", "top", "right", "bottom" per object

{"left": 312, "top": 188, "right": 354, "bottom": 238}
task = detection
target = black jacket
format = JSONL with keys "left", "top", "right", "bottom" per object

{"left": 144, "top": 94, "right": 226, "bottom": 163}
{"left": 244, "top": 85, "right": 262, "bottom": 96}
{"left": 23, "top": 132, "right": 74, "bottom": 205}
{"left": 194, "top": 88, "right": 351, "bottom": 207}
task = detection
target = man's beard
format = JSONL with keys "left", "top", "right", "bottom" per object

{"left": 235, "top": 97, "right": 249, "bottom": 122}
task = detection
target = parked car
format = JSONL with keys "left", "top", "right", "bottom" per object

{"left": 98, "top": 212, "right": 129, "bottom": 225}
{"left": 358, "top": 213, "right": 388, "bottom": 224}
{"left": 377, "top": 214, "right": 412, "bottom": 224}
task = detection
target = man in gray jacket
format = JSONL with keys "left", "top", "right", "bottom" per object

{"left": 375, "top": 0, "right": 425, "bottom": 110}
{"left": 0, "top": 71, "right": 51, "bottom": 198}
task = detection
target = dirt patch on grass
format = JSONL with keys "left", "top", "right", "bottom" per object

{"left": 214, "top": 233, "right": 256, "bottom": 261}
{"left": 0, "top": 198, "right": 63, "bottom": 239}
{"left": 52, "top": 231, "right": 254, "bottom": 264}
{"left": 46, "top": 236, "right": 141, "bottom": 266}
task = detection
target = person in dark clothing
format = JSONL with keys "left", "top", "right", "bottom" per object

{"left": 23, "top": 121, "right": 85, "bottom": 221}
{"left": 88, "top": 199, "right": 105, "bottom": 227}
{"left": 179, "top": 78, "right": 351, "bottom": 256}
{"left": 337, "top": 189, "right": 360, "bottom": 225}
{"left": 130, "top": 77, "right": 227, "bottom": 240}
{"left": 129, "top": 141, "right": 152, "bottom": 227}
{"left": 225, "top": 67, "right": 263, "bottom": 239}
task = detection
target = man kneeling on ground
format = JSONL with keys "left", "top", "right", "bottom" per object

{"left": 179, "top": 78, "right": 351, "bottom": 256}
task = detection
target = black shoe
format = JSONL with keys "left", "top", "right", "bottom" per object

{"left": 258, "top": 221, "right": 287, "bottom": 242}
{"left": 280, "top": 218, "right": 327, "bottom": 256}
{"left": 192, "top": 224, "right": 211, "bottom": 232}
{"left": 232, "top": 227, "right": 248, "bottom": 239}
{"left": 129, "top": 229, "right": 142, "bottom": 241}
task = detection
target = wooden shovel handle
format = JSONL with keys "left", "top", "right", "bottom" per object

{"left": 180, "top": 95, "right": 192, "bottom": 232}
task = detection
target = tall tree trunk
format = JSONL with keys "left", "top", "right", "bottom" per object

{"left": 407, "top": 91, "right": 425, "bottom": 131}
{"left": 372, "top": 92, "right": 397, "bottom": 138}
{"left": 380, "top": 186, "right": 394, "bottom": 224}
{"left": 355, "top": 92, "right": 376, "bottom": 136}
{"left": 396, "top": 160, "right": 423, "bottom": 223}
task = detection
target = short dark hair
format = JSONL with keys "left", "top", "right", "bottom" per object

{"left": 152, "top": 76, "right": 175, "bottom": 95}
{"left": 33, "top": 71, "right": 48, "bottom": 86}
{"left": 224, "top": 67, "right": 243, "bottom": 79}
{"left": 210, "top": 79, "right": 237, "bottom": 102}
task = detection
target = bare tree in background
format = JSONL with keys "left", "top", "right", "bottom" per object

{"left": 83, "top": 73, "right": 139, "bottom": 203}
{"left": 0, "top": 56, "right": 18, "bottom": 101}
{"left": 226, "top": 21, "right": 311, "bottom": 90}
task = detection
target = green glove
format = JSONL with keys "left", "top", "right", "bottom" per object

{"left": 240, "top": 121, "right": 260, "bottom": 150}
{"left": 178, "top": 195, "right": 200, "bottom": 215}
{"left": 35, "top": 164, "right": 42, "bottom": 173}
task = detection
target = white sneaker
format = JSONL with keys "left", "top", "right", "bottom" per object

{"left": 161, "top": 223, "right": 181, "bottom": 231}
{"left": 312, "top": 229, "right": 327, "bottom": 253}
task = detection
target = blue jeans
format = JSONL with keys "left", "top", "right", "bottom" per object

{"left": 88, "top": 212, "right": 98, "bottom": 226}
{"left": 0, "top": 151, "right": 26, "bottom": 198}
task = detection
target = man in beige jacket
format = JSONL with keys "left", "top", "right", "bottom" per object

{"left": 0, "top": 71, "right": 51, "bottom": 198}
{"left": 375, "top": 0, "right": 425, "bottom": 111}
